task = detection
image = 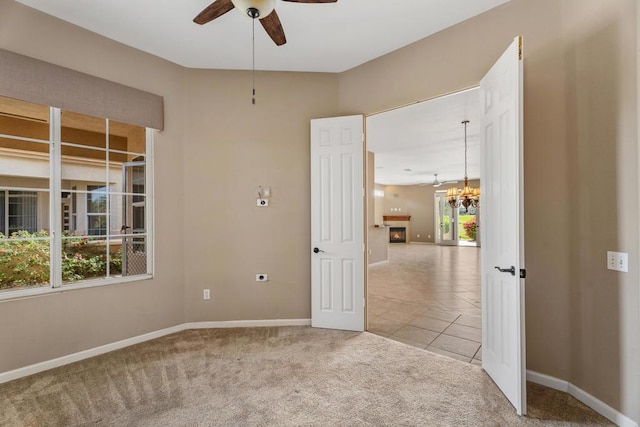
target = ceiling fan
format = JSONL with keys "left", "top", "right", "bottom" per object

{"left": 194, "top": 0, "right": 338, "bottom": 46}
{"left": 431, "top": 174, "right": 458, "bottom": 188}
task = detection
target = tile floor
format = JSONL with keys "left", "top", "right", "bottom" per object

{"left": 367, "top": 243, "right": 482, "bottom": 364}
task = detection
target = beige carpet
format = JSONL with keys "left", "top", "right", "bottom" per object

{"left": 0, "top": 327, "right": 612, "bottom": 426}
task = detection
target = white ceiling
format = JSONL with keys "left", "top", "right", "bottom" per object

{"left": 367, "top": 88, "right": 480, "bottom": 186}
{"left": 15, "top": 0, "right": 510, "bottom": 73}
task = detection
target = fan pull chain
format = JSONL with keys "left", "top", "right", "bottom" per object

{"left": 252, "top": 17, "right": 256, "bottom": 105}
{"left": 463, "top": 120, "right": 468, "bottom": 178}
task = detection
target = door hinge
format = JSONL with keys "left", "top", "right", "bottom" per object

{"left": 363, "top": 297, "right": 366, "bottom": 308}
{"left": 518, "top": 36, "right": 523, "bottom": 60}
{"left": 520, "top": 269, "right": 526, "bottom": 279}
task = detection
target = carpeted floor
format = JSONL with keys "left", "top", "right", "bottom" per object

{"left": 0, "top": 327, "right": 613, "bottom": 426}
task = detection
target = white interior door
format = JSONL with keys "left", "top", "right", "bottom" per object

{"left": 480, "top": 36, "right": 526, "bottom": 415}
{"left": 311, "top": 115, "right": 365, "bottom": 331}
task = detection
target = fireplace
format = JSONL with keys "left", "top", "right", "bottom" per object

{"left": 389, "top": 227, "right": 406, "bottom": 243}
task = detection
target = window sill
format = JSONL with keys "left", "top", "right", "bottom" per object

{"left": 0, "top": 275, "right": 153, "bottom": 302}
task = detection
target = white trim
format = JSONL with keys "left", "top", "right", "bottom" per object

{"left": 368, "top": 260, "right": 389, "bottom": 267}
{"left": 146, "top": 128, "right": 155, "bottom": 277}
{"left": 0, "top": 274, "right": 154, "bottom": 302}
{"left": 51, "top": 107, "right": 62, "bottom": 288}
{"left": 526, "top": 370, "right": 568, "bottom": 392}
{"left": 184, "top": 319, "right": 311, "bottom": 329}
{"left": 527, "top": 370, "right": 638, "bottom": 427}
{"left": 0, "top": 319, "right": 312, "bottom": 385}
{"left": 0, "top": 324, "right": 184, "bottom": 385}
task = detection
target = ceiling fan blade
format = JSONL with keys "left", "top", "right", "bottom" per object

{"left": 194, "top": 0, "right": 235, "bottom": 25}
{"left": 281, "top": 0, "right": 337, "bottom": 2}
{"left": 260, "top": 10, "right": 287, "bottom": 46}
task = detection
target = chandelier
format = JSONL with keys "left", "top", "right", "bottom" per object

{"left": 447, "top": 120, "right": 480, "bottom": 209}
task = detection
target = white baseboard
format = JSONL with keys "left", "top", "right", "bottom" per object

{"left": 368, "top": 260, "right": 389, "bottom": 267}
{"left": 0, "top": 319, "right": 311, "bottom": 385}
{"left": 183, "top": 319, "right": 311, "bottom": 329}
{"left": 527, "top": 370, "right": 638, "bottom": 427}
{"left": 526, "top": 370, "right": 569, "bottom": 392}
{"left": 0, "top": 324, "right": 184, "bottom": 385}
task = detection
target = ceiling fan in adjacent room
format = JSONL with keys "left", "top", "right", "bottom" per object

{"left": 193, "top": 0, "right": 338, "bottom": 46}
{"left": 430, "top": 173, "right": 458, "bottom": 188}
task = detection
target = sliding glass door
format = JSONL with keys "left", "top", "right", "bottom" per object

{"left": 435, "top": 192, "right": 457, "bottom": 246}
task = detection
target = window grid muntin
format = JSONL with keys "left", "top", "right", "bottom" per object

{"left": 0, "top": 133, "right": 50, "bottom": 146}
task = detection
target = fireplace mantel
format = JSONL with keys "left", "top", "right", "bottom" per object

{"left": 383, "top": 215, "right": 411, "bottom": 222}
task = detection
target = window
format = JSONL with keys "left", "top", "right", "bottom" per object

{"left": 5, "top": 191, "right": 38, "bottom": 234}
{"left": 86, "top": 185, "right": 107, "bottom": 236}
{"left": 0, "top": 95, "right": 154, "bottom": 295}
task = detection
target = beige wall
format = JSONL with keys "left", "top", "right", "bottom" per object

{"left": 377, "top": 180, "right": 480, "bottom": 243}
{"left": 367, "top": 152, "right": 388, "bottom": 264}
{"left": 0, "top": 1, "right": 187, "bottom": 372}
{"left": 182, "top": 68, "right": 338, "bottom": 321}
{"left": 340, "top": 0, "right": 639, "bottom": 421}
{"left": 0, "top": 0, "right": 638, "bottom": 423}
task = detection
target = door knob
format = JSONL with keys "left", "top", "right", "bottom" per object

{"left": 313, "top": 247, "right": 325, "bottom": 254}
{"left": 494, "top": 266, "right": 515, "bottom": 276}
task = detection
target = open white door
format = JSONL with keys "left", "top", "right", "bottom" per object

{"left": 310, "top": 115, "right": 365, "bottom": 331}
{"left": 480, "top": 37, "right": 526, "bottom": 415}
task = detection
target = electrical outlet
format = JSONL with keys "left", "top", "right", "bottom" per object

{"left": 256, "top": 274, "right": 268, "bottom": 282}
{"left": 607, "top": 251, "right": 628, "bottom": 272}
{"left": 203, "top": 289, "right": 210, "bottom": 300}
{"left": 257, "top": 199, "right": 269, "bottom": 207}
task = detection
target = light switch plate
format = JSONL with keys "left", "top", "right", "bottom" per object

{"left": 607, "top": 251, "right": 628, "bottom": 272}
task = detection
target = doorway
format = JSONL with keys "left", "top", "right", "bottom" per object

{"left": 311, "top": 36, "right": 526, "bottom": 415}
{"left": 366, "top": 88, "right": 482, "bottom": 364}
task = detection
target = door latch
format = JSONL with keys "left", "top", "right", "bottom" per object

{"left": 494, "top": 266, "right": 527, "bottom": 279}
{"left": 494, "top": 266, "right": 515, "bottom": 276}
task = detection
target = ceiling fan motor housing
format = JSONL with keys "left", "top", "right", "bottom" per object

{"left": 232, "top": 0, "right": 276, "bottom": 19}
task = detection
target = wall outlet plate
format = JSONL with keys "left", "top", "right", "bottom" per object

{"left": 256, "top": 274, "right": 268, "bottom": 282}
{"left": 203, "top": 289, "right": 210, "bottom": 300}
{"left": 257, "top": 199, "right": 269, "bottom": 207}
